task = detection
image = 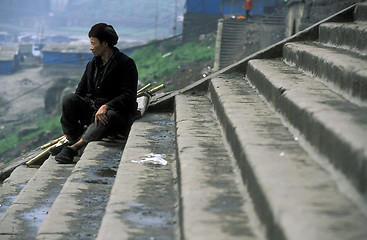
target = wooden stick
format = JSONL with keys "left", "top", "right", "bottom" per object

{"left": 26, "top": 148, "right": 52, "bottom": 166}
{"left": 41, "top": 136, "right": 65, "bottom": 149}
{"left": 148, "top": 84, "right": 165, "bottom": 94}
{"left": 137, "top": 83, "right": 152, "bottom": 94}
{"left": 27, "top": 137, "right": 68, "bottom": 166}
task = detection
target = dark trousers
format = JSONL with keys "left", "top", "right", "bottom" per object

{"left": 60, "top": 93, "right": 132, "bottom": 143}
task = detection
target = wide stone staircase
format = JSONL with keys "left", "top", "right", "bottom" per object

{"left": 0, "top": 1, "right": 367, "bottom": 239}
{"left": 215, "top": 9, "right": 287, "bottom": 70}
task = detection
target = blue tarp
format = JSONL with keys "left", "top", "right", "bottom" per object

{"left": 186, "top": 0, "right": 277, "bottom": 15}
{"left": 222, "top": 0, "right": 244, "bottom": 14}
{"left": 43, "top": 52, "right": 93, "bottom": 66}
{"left": 0, "top": 61, "right": 14, "bottom": 74}
{"left": 187, "top": 0, "right": 222, "bottom": 14}
{"left": 42, "top": 50, "right": 132, "bottom": 66}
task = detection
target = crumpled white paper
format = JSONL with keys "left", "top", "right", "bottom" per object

{"left": 132, "top": 153, "right": 168, "bottom": 166}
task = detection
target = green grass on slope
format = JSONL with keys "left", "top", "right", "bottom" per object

{"left": 0, "top": 114, "right": 61, "bottom": 165}
{"left": 131, "top": 39, "right": 215, "bottom": 88}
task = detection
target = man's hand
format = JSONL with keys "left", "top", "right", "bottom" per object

{"left": 95, "top": 104, "right": 110, "bottom": 126}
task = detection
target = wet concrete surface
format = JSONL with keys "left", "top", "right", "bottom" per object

{"left": 0, "top": 194, "right": 17, "bottom": 218}
{"left": 119, "top": 113, "right": 179, "bottom": 240}
{"left": 65, "top": 140, "right": 125, "bottom": 240}
{"left": 0, "top": 159, "right": 74, "bottom": 240}
{"left": 188, "top": 95, "right": 256, "bottom": 238}
{"left": 20, "top": 198, "right": 54, "bottom": 234}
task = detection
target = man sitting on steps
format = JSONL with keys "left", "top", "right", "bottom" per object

{"left": 55, "top": 23, "right": 138, "bottom": 164}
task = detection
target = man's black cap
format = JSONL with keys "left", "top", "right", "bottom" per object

{"left": 88, "top": 23, "right": 118, "bottom": 47}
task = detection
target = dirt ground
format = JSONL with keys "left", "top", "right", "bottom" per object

{"left": 0, "top": 65, "right": 84, "bottom": 123}
{"left": 0, "top": 65, "right": 84, "bottom": 162}
{"left": 0, "top": 67, "right": 51, "bottom": 122}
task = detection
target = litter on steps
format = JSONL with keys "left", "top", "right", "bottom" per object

{"left": 131, "top": 153, "right": 168, "bottom": 166}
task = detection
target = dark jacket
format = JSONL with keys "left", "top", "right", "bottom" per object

{"left": 75, "top": 47, "right": 138, "bottom": 115}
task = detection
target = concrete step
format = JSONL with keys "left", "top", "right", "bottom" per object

{"left": 0, "top": 165, "right": 38, "bottom": 219}
{"left": 319, "top": 22, "right": 367, "bottom": 54}
{"left": 36, "top": 140, "right": 125, "bottom": 240}
{"left": 96, "top": 112, "right": 179, "bottom": 240}
{"left": 222, "top": 23, "right": 250, "bottom": 29}
{"left": 261, "top": 18, "right": 285, "bottom": 25}
{"left": 355, "top": 1, "right": 367, "bottom": 22}
{"left": 209, "top": 73, "right": 367, "bottom": 240}
{"left": 220, "top": 33, "right": 248, "bottom": 40}
{"left": 222, "top": 19, "right": 253, "bottom": 26}
{"left": 283, "top": 42, "right": 367, "bottom": 104}
{"left": 246, "top": 59, "right": 367, "bottom": 195}
{"left": 175, "top": 93, "right": 260, "bottom": 240}
{"left": 0, "top": 158, "right": 74, "bottom": 240}
{"left": 262, "top": 16, "right": 285, "bottom": 22}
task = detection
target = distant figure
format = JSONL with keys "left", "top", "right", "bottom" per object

{"left": 243, "top": 0, "right": 254, "bottom": 18}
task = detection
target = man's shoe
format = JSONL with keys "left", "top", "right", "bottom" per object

{"left": 55, "top": 146, "right": 77, "bottom": 164}
{"left": 49, "top": 141, "right": 68, "bottom": 156}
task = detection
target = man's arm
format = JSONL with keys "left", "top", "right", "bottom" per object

{"left": 75, "top": 61, "right": 93, "bottom": 97}
{"left": 106, "top": 58, "right": 138, "bottom": 112}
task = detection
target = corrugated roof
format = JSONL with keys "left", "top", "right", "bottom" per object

{"left": 42, "top": 41, "right": 91, "bottom": 53}
{"left": 0, "top": 45, "right": 18, "bottom": 61}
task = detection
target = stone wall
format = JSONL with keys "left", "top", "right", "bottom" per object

{"left": 182, "top": 13, "right": 223, "bottom": 42}
{"left": 286, "top": 0, "right": 364, "bottom": 36}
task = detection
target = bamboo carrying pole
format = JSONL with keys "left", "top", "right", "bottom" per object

{"left": 137, "top": 83, "right": 165, "bottom": 98}
{"left": 26, "top": 148, "right": 52, "bottom": 166}
{"left": 148, "top": 84, "right": 165, "bottom": 94}
{"left": 41, "top": 136, "right": 65, "bottom": 149}
{"left": 26, "top": 137, "right": 68, "bottom": 166}
{"left": 137, "top": 83, "right": 152, "bottom": 94}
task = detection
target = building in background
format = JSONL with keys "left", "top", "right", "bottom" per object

{"left": 186, "top": 0, "right": 282, "bottom": 15}
{"left": 42, "top": 42, "right": 92, "bottom": 66}
{"left": 0, "top": 45, "right": 20, "bottom": 74}
{"left": 183, "top": 0, "right": 283, "bottom": 41}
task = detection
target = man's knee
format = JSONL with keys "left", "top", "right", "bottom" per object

{"left": 107, "top": 110, "right": 131, "bottom": 131}
{"left": 106, "top": 109, "right": 119, "bottom": 119}
{"left": 106, "top": 110, "right": 126, "bottom": 124}
{"left": 62, "top": 93, "right": 80, "bottom": 105}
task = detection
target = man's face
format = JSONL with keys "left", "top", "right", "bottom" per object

{"left": 90, "top": 37, "right": 106, "bottom": 57}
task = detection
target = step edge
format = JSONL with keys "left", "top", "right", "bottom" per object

{"left": 318, "top": 22, "right": 367, "bottom": 54}
{"left": 97, "top": 113, "right": 179, "bottom": 240}
{"left": 36, "top": 141, "right": 122, "bottom": 238}
{"left": 246, "top": 59, "right": 367, "bottom": 194}
{"left": 208, "top": 75, "right": 367, "bottom": 240}
{"left": 0, "top": 158, "right": 74, "bottom": 237}
{"left": 283, "top": 42, "right": 367, "bottom": 103}
{"left": 174, "top": 94, "right": 261, "bottom": 240}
